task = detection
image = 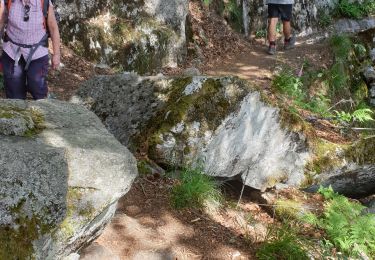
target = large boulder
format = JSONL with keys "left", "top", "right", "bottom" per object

{"left": 54, "top": 0, "right": 188, "bottom": 74}
{"left": 73, "top": 74, "right": 310, "bottom": 191}
{"left": 0, "top": 99, "right": 137, "bottom": 259}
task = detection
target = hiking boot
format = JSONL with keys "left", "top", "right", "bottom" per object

{"left": 267, "top": 44, "right": 276, "bottom": 55}
{"left": 284, "top": 36, "right": 296, "bottom": 50}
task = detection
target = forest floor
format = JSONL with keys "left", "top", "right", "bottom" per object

{"left": 80, "top": 4, "right": 337, "bottom": 260}
{"left": 0, "top": 2, "right": 346, "bottom": 260}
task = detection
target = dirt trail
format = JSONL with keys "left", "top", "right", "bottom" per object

{"left": 204, "top": 37, "right": 331, "bottom": 89}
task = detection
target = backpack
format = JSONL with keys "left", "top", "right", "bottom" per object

{"left": 2, "top": 0, "right": 60, "bottom": 70}
{"left": 3, "top": 0, "right": 60, "bottom": 33}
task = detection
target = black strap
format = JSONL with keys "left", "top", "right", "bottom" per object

{"left": 4, "top": 33, "right": 48, "bottom": 48}
{"left": 25, "top": 34, "right": 48, "bottom": 70}
{"left": 43, "top": 0, "right": 49, "bottom": 19}
{"left": 3, "top": 33, "right": 49, "bottom": 70}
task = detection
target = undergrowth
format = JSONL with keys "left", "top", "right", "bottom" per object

{"left": 171, "top": 166, "right": 222, "bottom": 209}
{"left": 272, "top": 34, "right": 374, "bottom": 127}
{"left": 256, "top": 224, "right": 310, "bottom": 260}
{"left": 334, "top": 0, "right": 375, "bottom": 19}
{"left": 302, "top": 186, "right": 375, "bottom": 258}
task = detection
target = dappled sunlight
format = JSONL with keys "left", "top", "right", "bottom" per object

{"left": 93, "top": 178, "right": 257, "bottom": 259}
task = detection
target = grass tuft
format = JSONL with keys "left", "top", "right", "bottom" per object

{"left": 171, "top": 166, "right": 222, "bottom": 209}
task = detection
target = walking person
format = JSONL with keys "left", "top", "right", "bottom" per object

{"left": 266, "top": 0, "right": 295, "bottom": 55}
{"left": 0, "top": 0, "right": 60, "bottom": 100}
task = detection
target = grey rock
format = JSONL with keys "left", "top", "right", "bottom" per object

{"left": 305, "top": 165, "right": 375, "bottom": 199}
{"left": 370, "top": 48, "right": 375, "bottom": 63}
{"left": 63, "top": 253, "right": 80, "bottom": 260}
{"left": 54, "top": 0, "right": 188, "bottom": 74}
{"left": 183, "top": 67, "right": 201, "bottom": 77}
{"left": 363, "top": 66, "right": 375, "bottom": 83}
{"left": 74, "top": 74, "right": 310, "bottom": 191}
{"left": 370, "top": 83, "right": 375, "bottom": 98}
{"left": 0, "top": 99, "right": 137, "bottom": 259}
{"left": 0, "top": 104, "right": 35, "bottom": 135}
{"left": 334, "top": 17, "right": 375, "bottom": 34}
{"left": 80, "top": 242, "right": 120, "bottom": 260}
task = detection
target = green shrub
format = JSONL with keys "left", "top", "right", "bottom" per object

{"left": 334, "top": 0, "right": 365, "bottom": 19}
{"left": 256, "top": 224, "right": 309, "bottom": 260}
{"left": 303, "top": 186, "right": 375, "bottom": 258}
{"left": 272, "top": 69, "right": 305, "bottom": 100}
{"left": 202, "top": 0, "right": 212, "bottom": 6}
{"left": 330, "top": 35, "right": 352, "bottom": 62}
{"left": 255, "top": 29, "right": 266, "bottom": 39}
{"left": 317, "top": 10, "right": 332, "bottom": 27}
{"left": 335, "top": 108, "right": 374, "bottom": 124}
{"left": 223, "top": 0, "right": 243, "bottom": 33}
{"left": 171, "top": 166, "right": 222, "bottom": 209}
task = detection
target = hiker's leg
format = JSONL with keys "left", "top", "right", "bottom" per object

{"left": 267, "top": 4, "right": 279, "bottom": 43}
{"left": 1, "top": 52, "right": 27, "bottom": 99}
{"left": 26, "top": 55, "right": 49, "bottom": 100}
{"left": 282, "top": 20, "right": 291, "bottom": 40}
{"left": 280, "top": 4, "right": 293, "bottom": 40}
{"left": 268, "top": 17, "right": 278, "bottom": 43}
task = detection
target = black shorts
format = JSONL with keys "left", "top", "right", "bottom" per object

{"left": 268, "top": 4, "right": 293, "bottom": 21}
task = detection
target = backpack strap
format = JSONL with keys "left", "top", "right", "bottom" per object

{"left": 4, "top": 0, "right": 12, "bottom": 12}
{"left": 41, "top": 0, "right": 49, "bottom": 31}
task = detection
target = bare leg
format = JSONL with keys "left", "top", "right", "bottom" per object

{"left": 268, "top": 17, "right": 278, "bottom": 43}
{"left": 282, "top": 20, "right": 291, "bottom": 40}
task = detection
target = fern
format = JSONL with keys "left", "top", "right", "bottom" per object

{"left": 272, "top": 69, "right": 305, "bottom": 100}
{"left": 309, "top": 186, "right": 375, "bottom": 257}
{"left": 352, "top": 108, "right": 374, "bottom": 123}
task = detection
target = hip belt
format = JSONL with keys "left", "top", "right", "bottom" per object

{"left": 3, "top": 33, "right": 48, "bottom": 70}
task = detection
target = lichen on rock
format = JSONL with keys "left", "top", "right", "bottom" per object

{"left": 74, "top": 74, "right": 310, "bottom": 190}
{"left": 55, "top": 0, "right": 188, "bottom": 74}
{"left": 0, "top": 99, "right": 138, "bottom": 259}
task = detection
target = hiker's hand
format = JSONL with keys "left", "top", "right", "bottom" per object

{"left": 52, "top": 54, "right": 60, "bottom": 70}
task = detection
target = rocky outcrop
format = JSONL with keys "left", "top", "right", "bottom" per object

{"left": 363, "top": 66, "right": 375, "bottom": 106}
{"left": 54, "top": 0, "right": 188, "bottom": 74}
{"left": 73, "top": 74, "right": 310, "bottom": 191}
{"left": 0, "top": 99, "right": 137, "bottom": 259}
{"left": 334, "top": 17, "right": 375, "bottom": 34}
{"left": 209, "top": 0, "right": 338, "bottom": 36}
{"left": 305, "top": 165, "right": 375, "bottom": 198}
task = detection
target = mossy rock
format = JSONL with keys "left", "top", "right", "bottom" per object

{"left": 58, "top": 0, "right": 187, "bottom": 75}
{"left": 0, "top": 99, "right": 137, "bottom": 259}
{"left": 0, "top": 104, "right": 45, "bottom": 136}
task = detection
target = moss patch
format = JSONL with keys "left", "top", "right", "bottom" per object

{"left": 0, "top": 104, "right": 45, "bottom": 137}
{"left": 0, "top": 201, "right": 52, "bottom": 259}
{"left": 59, "top": 187, "right": 96, "bottom": 240}
{"left": 346, "top": 137, "right": 375, "bottom": 164}
{"left": 140, "top": 77, "right": 250, "bottom": 165}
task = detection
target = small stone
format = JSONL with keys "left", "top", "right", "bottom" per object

{"left": 182, "top": 67, "right": 201, "bottom": 77}
{"left": 370, "top": 84, "right": 375, "bottom": 97}
{"left": 363, "top": 66, "right": 375, "bottom": 83}
{"left": 370, "top": 49, "right": 375, "bottom": 63}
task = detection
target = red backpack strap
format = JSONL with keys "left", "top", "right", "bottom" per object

{"left": 4, "top": 0, "right": 12, "bottom": 12}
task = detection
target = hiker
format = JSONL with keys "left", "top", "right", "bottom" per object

{"left": 266, "top": 0, "right": 295, "bottom": 55}
{"left": 0, "top": 0, "right": 60, "bottom": 99}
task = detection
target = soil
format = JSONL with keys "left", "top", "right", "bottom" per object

{"left": 86, "top": 178, "right": 273, "bottom": 260}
